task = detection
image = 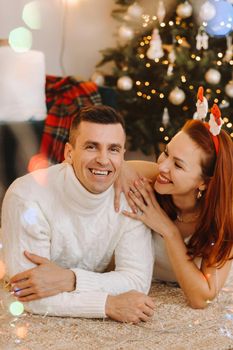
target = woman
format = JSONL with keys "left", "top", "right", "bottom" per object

{"left": 115, "top": 108, "right": 233, "bottom": 309}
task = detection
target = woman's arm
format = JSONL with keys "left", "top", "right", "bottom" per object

{"left": 122, "top": 179, "right": 232, "bottom": 308}
{"left": 163, "top": 229, "right": 232, "bottom": 308}
{"left": 114, "top": 160, "right": 159, "bottom": 212}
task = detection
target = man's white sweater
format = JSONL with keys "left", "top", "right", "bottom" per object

{"left": 1, "top": 163, "right": 153, "bottom": 318}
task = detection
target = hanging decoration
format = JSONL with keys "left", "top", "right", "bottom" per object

{"left": 196, "top": 29, "right": 209, "bottom": 50}
{"left": 157, "top": 0, "right": 166, "bottom": 24}
{"left": 127, "top": 2, "right": 143, "bottom": 19}
{"left": 146, "top": 28, "right": 164, "bottom": 60}
{"left": 176, "top": 1, "right": 193, "bottom": 19}
{"left": 196, "top": 86, "right": 208, "bottom": 120}
{"left": 162, "top": 107, "right": 170, "bottom": 126}
{"left": 168, "top": 87, "right": 186, "bottom": 105}
{"left": 199, "top": 1, "right": 216, "bottom": 22}
{"left": 223, "top": 35, "right": 233, "bottom": 62}
{"left": 205, "top": 68, "right": 221, "bottom": 84}
{"left": 117, "top": 76, "right": 133, "bottom": 90}
{"left": 167, "top": 49, "right": 176, "bottom": 76}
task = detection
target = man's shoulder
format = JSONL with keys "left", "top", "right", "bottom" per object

{"left": 5, "top": 163, "right": 63, "bottom": 198}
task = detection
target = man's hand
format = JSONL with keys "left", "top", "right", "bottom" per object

{"left": 105, "top": 290, "right": 155, "bottom": 324}
{"left": 10, "top": 251, "right": 76, "bottom": 302}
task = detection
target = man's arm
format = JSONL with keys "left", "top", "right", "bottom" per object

{"left": 2, "top": 193, "right": 155, "bottom": 322}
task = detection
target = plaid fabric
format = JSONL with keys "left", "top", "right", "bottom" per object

{"left": 40, "top": 75, "right": 102, "bottom": 164}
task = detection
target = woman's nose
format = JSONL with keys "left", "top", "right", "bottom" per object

{"left": 158, "top": 158, "right": 170, "bottom": 173}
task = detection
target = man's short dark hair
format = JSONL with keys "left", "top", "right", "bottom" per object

{"left": 69, "top": 105, "right": 125, "bottom": 146}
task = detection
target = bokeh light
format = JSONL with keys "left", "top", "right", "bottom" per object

{"left": 9, "top": 301, "right": 24, "bottom": 316}
{"left": 22, "top": 0, "right": 41, "bottom": 30}
{"left": 22, "top": 208, "right": 38, "bottom": 226}
{"left": 16, "top": 325, "right": 28, "bottom": 339}
{"left": 205, "top": 0, "right": 233, "bottom": 37}
{"left": 8, "top": 27, "right": 32, "bottom": 52}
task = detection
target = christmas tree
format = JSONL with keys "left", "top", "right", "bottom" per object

{"left": 96, "top": 0, "right": 233, "bottom": 155}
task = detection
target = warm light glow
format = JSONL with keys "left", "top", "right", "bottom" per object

{"left": 145, "top": 81, "right": 150, "bottom": 86}
{"left": 169, "top": 21, "right": 174, "bottom": 26}
{"left": 227, "top": 122, "right": 233, "bottom": 128}
{"left": 223, "top": 117, "right": 229, "bottom": 123}
{"left": 217, "top": 61, "right": 222, "bottom": 66}
{"left": 164, "top": 136, "right": 169, "bottom": 141}
{"left": 137, "top": 91, "right": 142, "bottom": 96}
{"left": 159, "top": 127, "right": 164, "bottom": 132}
{"left": 65, "top": 0, "right": 79, "bottom": 5}
{"left": 195, "top": 56, "right": 201, "bottom": 61}
{"left": 216, "top": 89, "right": 221, "bottom": 94}
{"left": 139, "top": 54, "right": 144, "bottom": 59}
{"left": 217, "top": 53, "right": 223, "bottom": 58}
{"left": 151, "top": 89, "right": 156, "bottom": 94}
{"left": 147, "top": 95, "right": 151, "bottom": 100}
{"left": 159, "top": 93, "right": 164, "bottom": 98}
{"left": 146, "top": 63, "right": 151, "bottom": 67}
{"left": 160, "top": 22, "right": 166, "bottom": 27}
{"left": 214, "top": 98, "right": 219, "bottom": 103}
{"left": 136, "top": 81, "right": 141, "bottom": 85}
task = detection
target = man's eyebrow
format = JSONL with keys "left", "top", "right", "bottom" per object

{"left": 84, "top": 141, "right": 123, "bottom": 149}
{"left": 167, "top": 145, "right": 186, "bottom": 165}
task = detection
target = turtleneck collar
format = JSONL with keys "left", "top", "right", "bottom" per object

{"left": 62, "top": 163, "right": 113, "bottom": 212}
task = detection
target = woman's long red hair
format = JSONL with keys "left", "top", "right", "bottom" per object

{"left": 157, "top": 119, "right": 233, "bottom": 267}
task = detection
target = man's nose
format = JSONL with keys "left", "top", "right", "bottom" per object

{"left": 96, "top": 150, "right": 109, "bottom": 166}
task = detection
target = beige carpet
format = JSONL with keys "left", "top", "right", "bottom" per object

{"left": 1, "top": 271, "right": 233, "bottom": 350}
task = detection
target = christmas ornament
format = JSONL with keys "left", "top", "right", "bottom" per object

{"left": 196, "top": 30, "right": 209, "bottom": 50}
{"left": 168, "top": 87, "right": 186, "bottom": 105}
{"left": 199, "top": 1, "right": 216, "bottom": 21}
{"left": 117, "top": 76, "right": 133, "bottom": 90}
{"left": 176, "top": 1, "right": 193, "bottom": 19}
{"left": 91, "top": 71, "right": 105, "bottom": 86}
{"left": 223, "top": 35, "right": 233, "bottom": 62}
{"left": 205, "top": 68, "right": 221, "bottom": 84}
{"left": 157, "top": 0, "right": 166, "bottom": 24}
{"left": 118, "top": 25, "right": 134, "bottom": 41}
{"left": 127, "top": 2, "right": 143, "bottom": 19}
{"left": 206, "top": 0, "right": 233, "bottom": 37}
{"left": 167, "top": 49, "right": 176, "bottom": 76}
{"left": 146, "top": 28, "right": 164, "bottom": 60}
{"left": 225, "top": 81, "right": 233, "bottom": 98}
{"left": 209, "top": 104, "right": 223, "bottom": 136}
{"left": 162, "top": 107, "right": 170, "bottom": 127}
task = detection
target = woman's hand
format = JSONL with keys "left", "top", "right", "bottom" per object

{"left": 122, "top": 179, "right": 176, "bottom": 238}
{"left": 114, "top": 161, "right": 147, "bottom": 213}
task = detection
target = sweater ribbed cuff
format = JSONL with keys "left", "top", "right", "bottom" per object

{"left": 71, "top": 268, "right": 102, "bottom": 293}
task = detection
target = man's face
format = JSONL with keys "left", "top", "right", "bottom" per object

{"left": 65, "top": 121, "right": 126, "bottom": 194}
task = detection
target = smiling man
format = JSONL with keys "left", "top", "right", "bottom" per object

{"left": 1, "top": 105, "right": 154, "bottom": 323}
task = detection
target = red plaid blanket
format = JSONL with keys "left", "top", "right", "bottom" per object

{"left": 40, "top": 75, "right": 102, "bottom": 164}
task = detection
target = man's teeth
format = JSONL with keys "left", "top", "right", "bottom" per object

{"left": 91, "top": 169, "right": 109, "bottom": 175}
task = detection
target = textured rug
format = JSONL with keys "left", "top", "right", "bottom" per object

{"left": 1, "top": 269, "right": 233, "bottom": 350}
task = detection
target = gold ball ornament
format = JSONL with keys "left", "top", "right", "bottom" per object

{"left": 205, "top": 69, "right": 221, "bottom": 85}
{"left": 117, "top": 76, "right": 133, "bottom": 91}
{"left": 176, "top": 1, "right": 193, "bottom": 19}
{"left": 127, "top": 2, "right": 143, "bottom": 19}
{"left": 168, "top": 87, "right": 186, "bottom": 105}
{"left": 118, "top": 25, "right": 134, "bottom": 41}
{"left": 225, "top": 81, "right": 233, "bottom": 98}
{"left": 91, "top": 71, "right": 105, "bottom": 86}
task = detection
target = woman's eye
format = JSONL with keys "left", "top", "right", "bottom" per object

{"left": 164, "top": 150, "right": 169, "bottom": 157}
{"left": 175, "top": 163, "right": 182, "bottom": 169}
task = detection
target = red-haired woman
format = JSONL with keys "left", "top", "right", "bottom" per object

{"left": 115, "top": 117, "right": 233, "bottom": 309}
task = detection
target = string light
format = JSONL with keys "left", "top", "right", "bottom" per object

{"left": 169, "top": 21, "right": 174, "bottom": 26}
{"left": 217, "top": 53, "right": 223, "bottom": 58}
{"left": 227, "top": 122, "right": 232, "bottom": 128}
{"left": 146, "top": 63, "right": 151, "bottom": 67}
{"left": 223, "top": 117, "right": 229, "bottom": 123}
{"left": 216, "top": 89, "right": 221, "bottom": 94}
{"left": 159, "top": 127, "right": 164, "bottom": 132}
{"left": 195, "top": 56, "right": 201, "bottom": 61}
{"left": 164, "top": 136, "right": 169, "bottom": 141}
{"left": 214, "top": 98, "right": 219, "bottom": 103}
{"left": 217, "top": 61, "right": 222, "bottom": 66}
{"left": 136, "top": 81, "right": 141, "bottom": 86}
{"left": 151, "top": 89, "right": 156, "bottom": 94}
{"left": 145, "top": 81, "right": 150, "bottom": 86}
{"left": 160, "top": 22, "right": 166, "bottom": 27}
{"left": 159, "top": 93, "right": 164, "bottom": 98}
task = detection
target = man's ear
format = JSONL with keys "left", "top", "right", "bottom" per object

{"left": 64, "top": 142, "right": 73, "bottom": 164}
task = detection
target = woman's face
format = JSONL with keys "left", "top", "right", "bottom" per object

{"left": 154, "top": 131, "right": 206, "bottom": 199}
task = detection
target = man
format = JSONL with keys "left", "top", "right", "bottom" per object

{"left": 1, "top": 105, "right": 154, "bottom": 323}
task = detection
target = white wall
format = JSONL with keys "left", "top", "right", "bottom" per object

{"left": 0, "top": 0, "right": 116, "bottom": 79}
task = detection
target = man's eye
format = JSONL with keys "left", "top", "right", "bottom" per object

{"left": 110, "top": 147, "right": 120, "bottom": 153}
{"left": 86, "top": 145, "right": 96, "bottom": 150}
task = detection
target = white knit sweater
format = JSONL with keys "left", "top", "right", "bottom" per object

{"left": 1, "top": 163, "right": 153, "bottom": 318}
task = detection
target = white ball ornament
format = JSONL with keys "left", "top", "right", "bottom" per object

{"left": 205, "top": 69, "right": 221, "bottom": 85}
{"left": 176, "top": 1, "right": 193, "bottom": 19}
{"left": 117, "top": 76, "right": 133, "bottom": 91}
{"left": 118, "top": 25, "right": 134, "bottom": 41}
{"left": 199, "top": 1, "right": 216, "bottom": 21}
{"left": 168, "top": 87, "right": 186, "bottom": 105}
{"left": 91, "top": 71, "right": 105, "bottom": 86}
{"left": 225, "top": 81, "right": 233, "bottom": 98}
{"left": 127, "top": 2, "right": 143, "bottom": 19}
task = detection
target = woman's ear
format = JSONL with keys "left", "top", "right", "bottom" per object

{"left": 198, "top": 183, "right": 206, "bottom": 192}
{"left": 64, "top": 142, "right": 73, "bottom": 164}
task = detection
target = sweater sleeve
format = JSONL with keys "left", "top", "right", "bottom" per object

{"left": 72, "top": 222, "right": 154, "bottom": 295}
{"left": 1, "top": 193, "right": 107, "bottom": 318}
